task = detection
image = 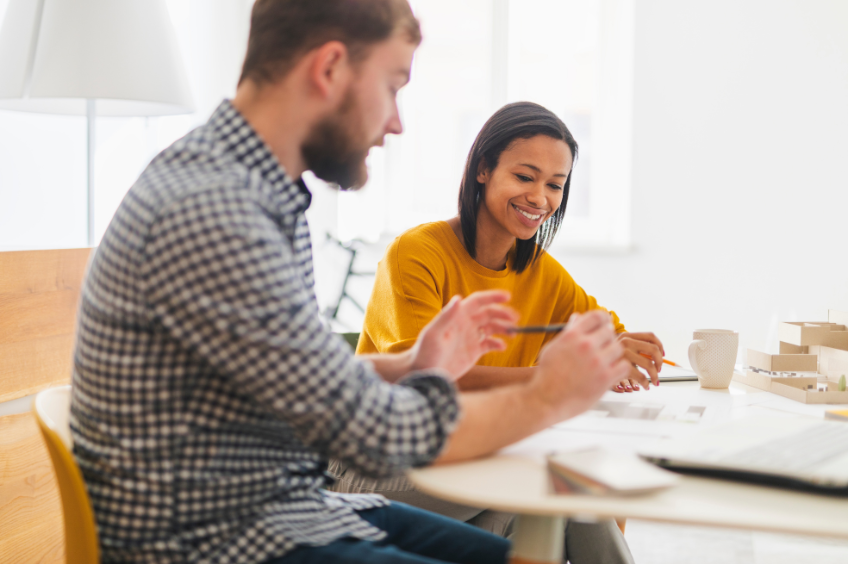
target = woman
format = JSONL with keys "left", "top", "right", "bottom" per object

{"left": 331, "top": 102, "right": 664, "bottom": 564}
{"left": 358, "top": 101, "right": 664, "bottom": 391}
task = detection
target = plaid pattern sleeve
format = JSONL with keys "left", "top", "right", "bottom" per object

{"left": 70, "top": 100, "right": 460, "bottom": 564}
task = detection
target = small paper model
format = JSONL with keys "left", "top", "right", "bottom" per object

{"left": 734, "top": 310, "right": 848, "bottom": 404}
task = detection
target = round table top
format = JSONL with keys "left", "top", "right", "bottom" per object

{"left": 408, "top": 381, "right": 848, "bottom": 539}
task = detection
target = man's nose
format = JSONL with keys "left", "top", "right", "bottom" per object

{"left": 385, "top": 101, "right": 403, "bottom": 135}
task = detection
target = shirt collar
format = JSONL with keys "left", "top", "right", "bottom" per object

{"left": 207, "top": 99, "right": 312, "bottom": 214}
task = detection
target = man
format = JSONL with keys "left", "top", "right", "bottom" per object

{"left": 70, "top": 1, "right": 630, "bottom": 563}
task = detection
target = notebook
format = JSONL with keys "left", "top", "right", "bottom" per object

{"left": 635, "top": 364, "right": 698, "bottom": 382}
{"left": 548, "top": 448, "right": 680, "bottom": 496}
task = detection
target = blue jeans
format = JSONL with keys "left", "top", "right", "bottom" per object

{"left": 263, "top": 501, "right": 510, "bottom": 564}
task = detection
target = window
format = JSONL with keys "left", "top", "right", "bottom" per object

{"left": 336, "top": 0, "right": 634, "bottom": 250}
{"left": 0, "top": 0, "right": 253, "bottom": 250}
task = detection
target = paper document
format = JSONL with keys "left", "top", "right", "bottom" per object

{"left": 586, "top": 400, "right": 707, "bottom": 422}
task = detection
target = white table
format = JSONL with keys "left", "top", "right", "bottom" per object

{"left": 408, "top": 380, "right": 848, "bottom": 564}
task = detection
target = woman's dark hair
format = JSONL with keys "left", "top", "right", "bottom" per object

{"left": 458, "top": 102, "right": 578, "bottom": 273}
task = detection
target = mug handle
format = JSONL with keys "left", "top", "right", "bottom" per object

{"left": 688, "top": 339, "right": 707, "bottom": 376}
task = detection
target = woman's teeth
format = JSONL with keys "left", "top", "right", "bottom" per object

{"left": 513, "top": 205, "right": 542, "bottom": 221}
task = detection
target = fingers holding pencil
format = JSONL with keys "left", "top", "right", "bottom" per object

{"left": 504, "top": 323, "right": 671, "bottom": 390}
{"left": 618, "top": 332, "right": 665, "bottom": 387}
{"left": 641, "top": 355, "right": 678, "bottom": 367}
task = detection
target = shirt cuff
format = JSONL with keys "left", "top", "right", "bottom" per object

{"left": 397, "top": 370, "right": 460, "bottom": 466}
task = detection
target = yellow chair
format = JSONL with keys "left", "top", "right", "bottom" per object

{"left": 33, "top": 385, "right": 100, "bottom": 564}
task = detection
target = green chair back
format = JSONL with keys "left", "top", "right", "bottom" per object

{"left": 340, "top": 332, "right": 360, "bottom": 352}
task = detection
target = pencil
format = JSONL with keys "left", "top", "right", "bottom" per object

{"left": 639, "top": 353, "right": 678, "bottom": 367}
{"left": 506, "top": 325, "right": 678, "bottom": 367}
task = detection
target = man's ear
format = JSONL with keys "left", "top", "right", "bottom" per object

{"left": 307, "top": 41, "right": 351, "bottom": 102}
{"left": 476, "top": 159, "right": 491, "bottom": 184}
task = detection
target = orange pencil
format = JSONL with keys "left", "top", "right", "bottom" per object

{"left": 639, "top": 353, "right": 678, "bottom": 367}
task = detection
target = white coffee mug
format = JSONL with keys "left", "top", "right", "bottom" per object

{"left": 688, "top": 329, "right": 739, "bottom": 389}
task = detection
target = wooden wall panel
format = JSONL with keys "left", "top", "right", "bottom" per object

{"left": 0, "top": 412, "right": 64, "bottom": 564}
{"left": 0, "top": 248, "right": 91, "bottom": 562}
{"left": 0, "top": 335, "right": 75, "bottom": 404}
{"left": 0, "top": 248, "right": 91, "bottom": 403}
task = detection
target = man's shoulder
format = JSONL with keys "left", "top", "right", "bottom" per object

{"left": 131, "top": 125, "right": 251, "bottom": 218}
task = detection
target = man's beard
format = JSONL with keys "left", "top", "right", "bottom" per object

{"left": 301, "top": 87, "right": 373, "bottom": 191}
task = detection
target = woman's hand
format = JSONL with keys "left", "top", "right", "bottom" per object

{"left": 611, "top": 332, "right": 665, "bottom": 392}
{"left": 409, "top": 291, "right": 519, "bottom": 380}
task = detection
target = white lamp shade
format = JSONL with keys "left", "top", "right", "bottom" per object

{"left": 0, "top": 0, "right": 194, "bottom": 116}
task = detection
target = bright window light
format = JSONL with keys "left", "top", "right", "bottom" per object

{"left": 338, "top": 0, "right": 634, "bottom": 250}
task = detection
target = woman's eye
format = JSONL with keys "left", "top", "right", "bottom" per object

{"left": 516, "top": 174, "right": 532, "bottom": 182}
{"left": 548, "top": 184, "right": 563, "bottom": 191}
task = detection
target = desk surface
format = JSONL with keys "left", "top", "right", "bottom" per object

{"left": 408, "top": 380, "right": 848, "bottom": 539}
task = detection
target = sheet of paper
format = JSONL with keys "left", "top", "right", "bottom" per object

{"left": 499, "top": 428, "right": 607, "bottom": 461}
{"left": 505, "top": 382, "right": 794, "bottom": 458}
{"left": 598, "top": 382, "right": 772, "bottom": 408}
{"left": 549, "top": 384, "right": 774, "bottom": 440}
{"left": 552, "top": 412, "right": 724, "bottom": 439}
{"left": 500, "top": 425, "right": 673, "bottom": 459}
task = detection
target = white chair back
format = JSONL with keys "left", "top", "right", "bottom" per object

{"left": 33, "top": 385, "right": 73, "bottom": 449}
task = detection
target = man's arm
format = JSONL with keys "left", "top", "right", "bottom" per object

{"left": 455, "top": 365, "right": 535, "bottom": 391}
{"left": 359, "top": 350, "right": 415, "bottom": 384}
{"left": 362, "top": 309, "right": 629, "bottom": 464}
{"left": 440, "top": 334, "right": 665, "bottom": 394}
{"left": 437, "top": 311, "right": 630, "bottom": 463}
{"left": 140, "top": 191, "right": 487, "bottom": 478}
{"left": 563, "top": 273, "right": 665, "bottom": 391}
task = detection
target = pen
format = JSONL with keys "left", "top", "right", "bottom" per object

{"left": 505, "top": 323, "right": 568, "bottom": 334}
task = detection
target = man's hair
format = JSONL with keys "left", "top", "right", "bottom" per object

{"left": 239, "top": 0, "right": 421, "bottom": 86}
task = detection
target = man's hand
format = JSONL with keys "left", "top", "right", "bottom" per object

{"left": 612, "top": 332, "right": 665, "bottom": 392}
{"left": 528, "top": 311, "right": 631, "bottom": 423}
{"left": 409, "top": 291, "right": 519, "bottom": 380}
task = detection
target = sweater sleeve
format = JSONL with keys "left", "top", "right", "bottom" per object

{"left": 551, "top": 256, "right": 626, "bottom": 333}
{"left": 358, "top": 230, "right": 447, "bottom": 354}
{"left": 571, "top": 282, "right": 626, "bottom": 333}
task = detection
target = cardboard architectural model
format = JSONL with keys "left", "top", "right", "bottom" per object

{"left": 733, "top": 310, "right": 848, "bottom": 404}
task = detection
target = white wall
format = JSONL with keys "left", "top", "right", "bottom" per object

{"left": 0, "top": 0, "right": 88, "bottom": 249}
{"left": 3, "top": 0, "right": 845, "bottom": 364}
{"left": 551, "top": 0, "right": 848, "bottom": 366}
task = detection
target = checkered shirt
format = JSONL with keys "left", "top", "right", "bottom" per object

{"left": 70, "top": 100, "right": 460, "bottom": 564}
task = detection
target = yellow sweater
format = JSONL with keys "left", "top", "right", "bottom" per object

{"left": 357, "top": 221, "right": 625, "bottom": 367}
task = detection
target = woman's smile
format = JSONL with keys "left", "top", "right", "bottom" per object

{"left": 511, "top": 203, "right": 546, "bottom": 227}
